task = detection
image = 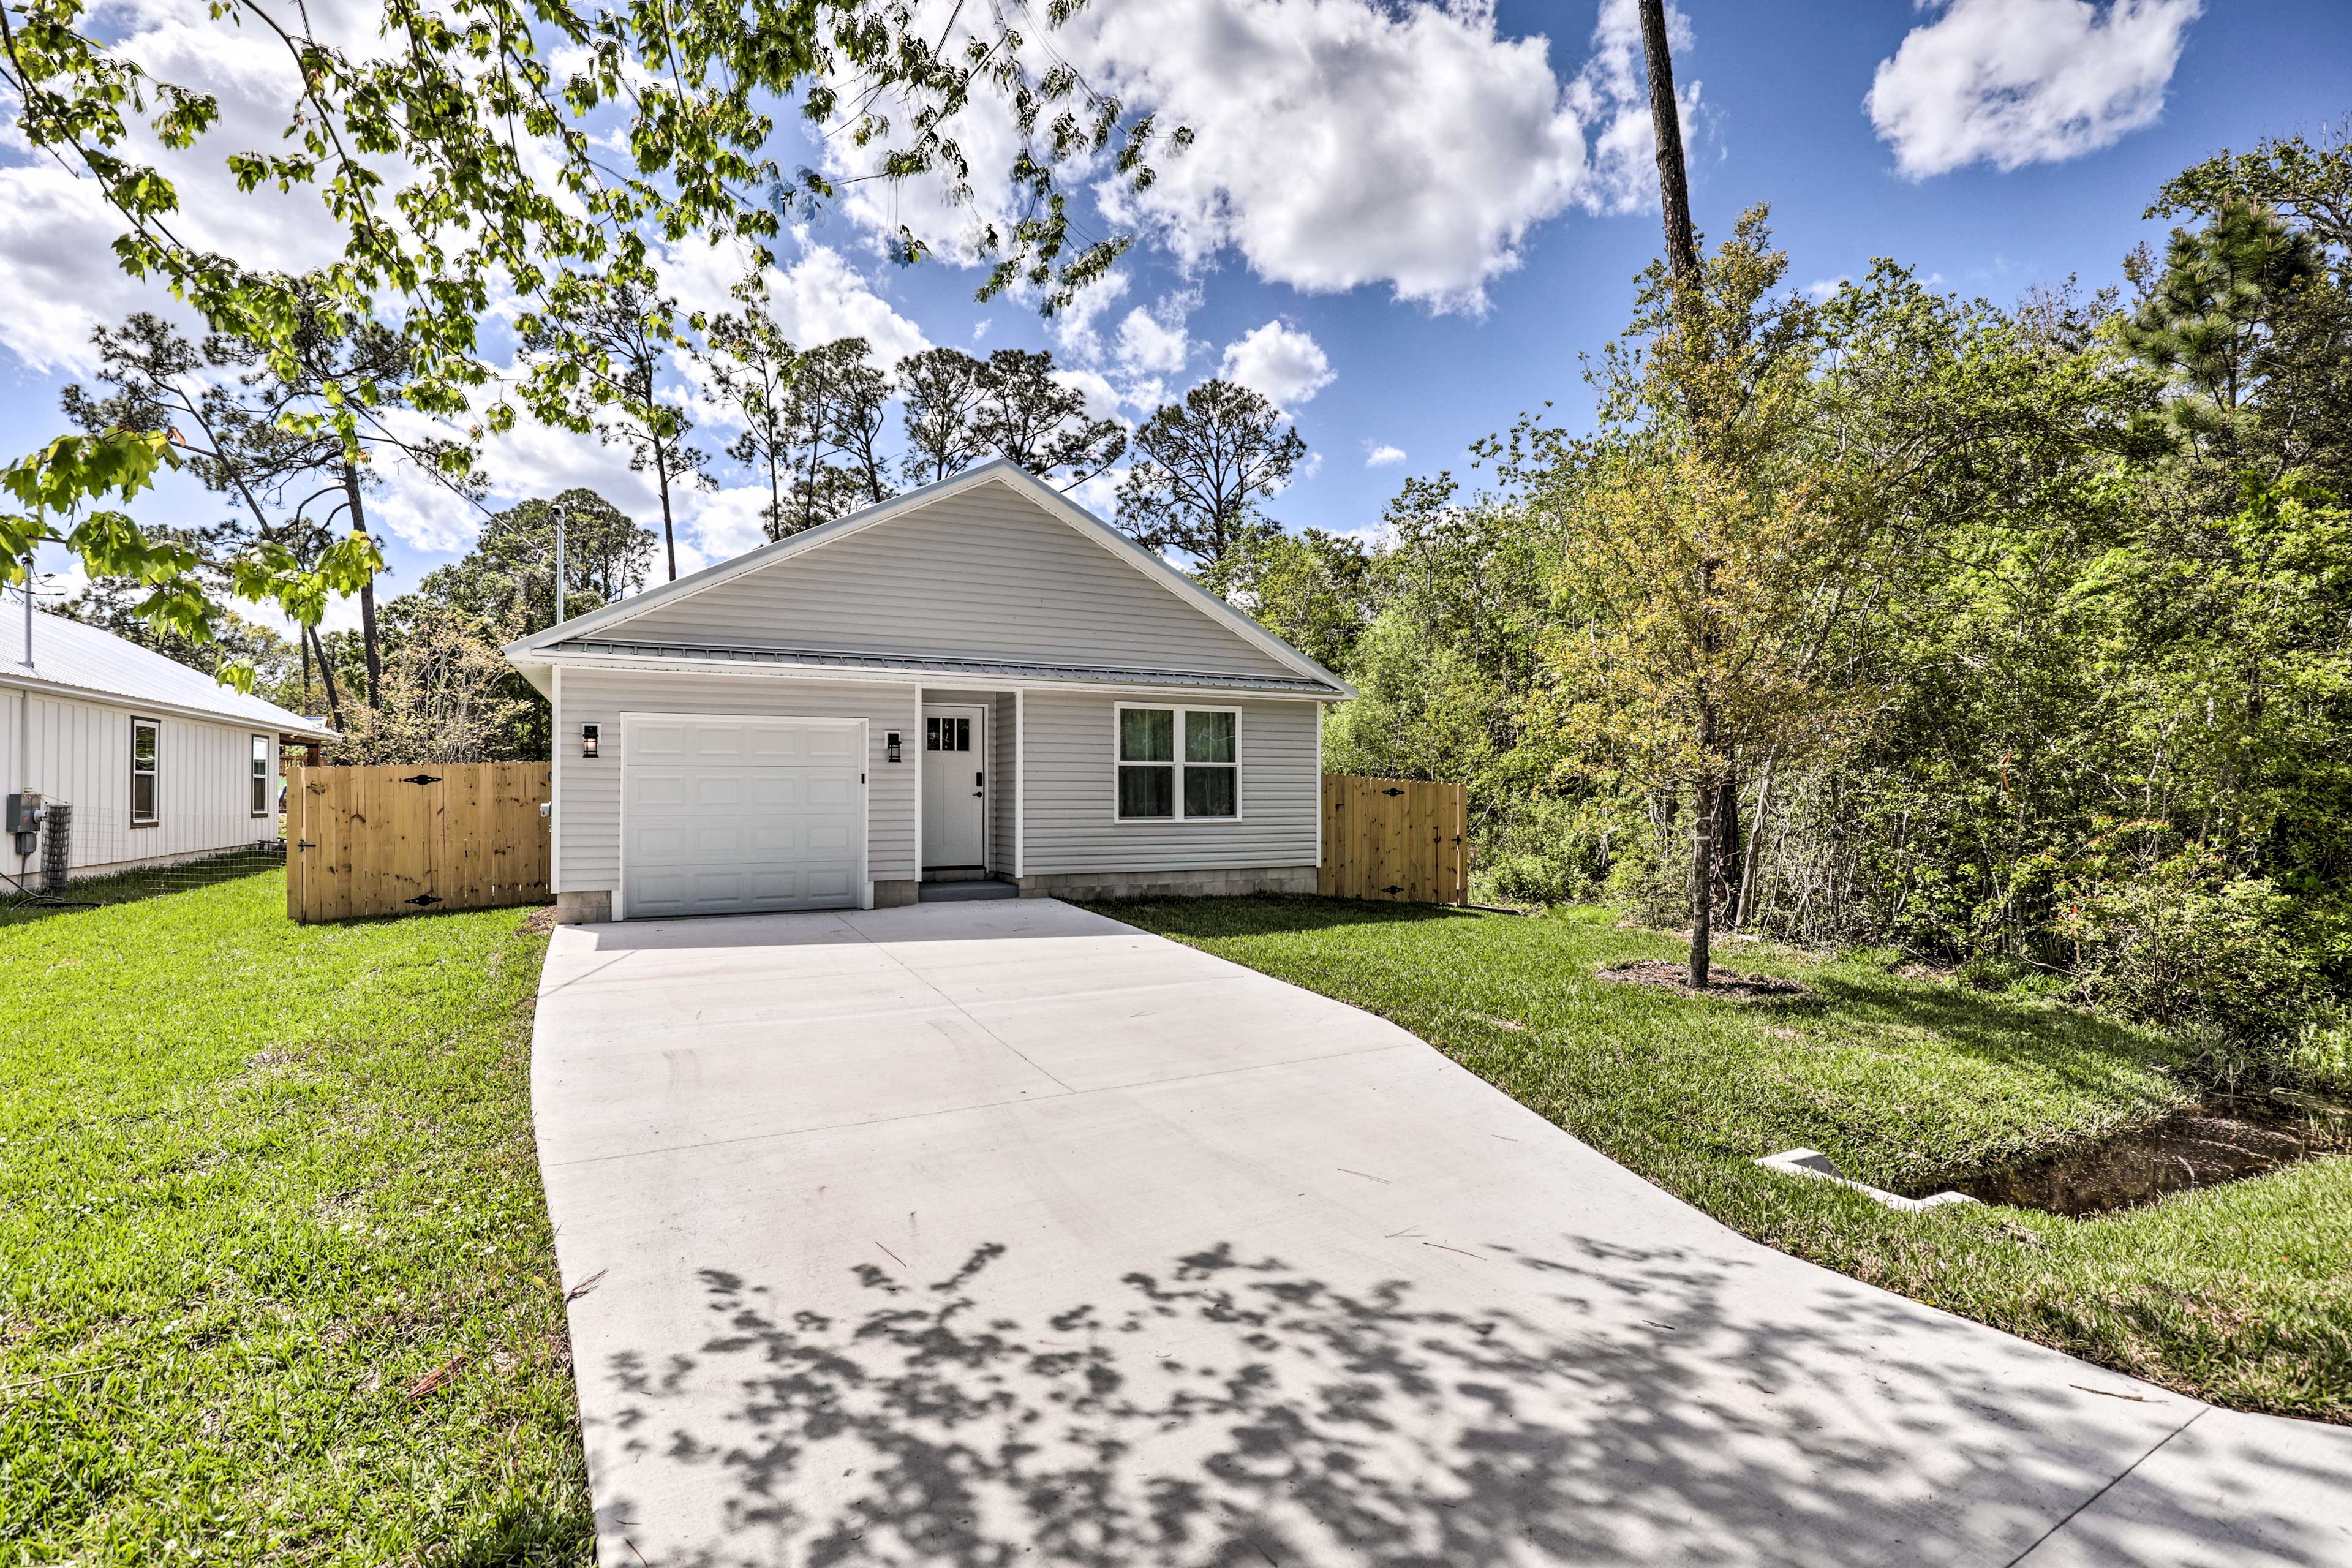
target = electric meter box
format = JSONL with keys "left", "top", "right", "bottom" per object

{"left": 4, "top": 793, "right": 42, "bottom": 834}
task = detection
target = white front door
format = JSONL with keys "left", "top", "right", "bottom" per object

{"left": 622, "top": 715, "right": 865, "bottom": 918}
{"left": 921, "top": 704, "right": 987, "bottom": 869}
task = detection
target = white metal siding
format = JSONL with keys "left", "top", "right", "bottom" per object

{"left": 1, "top": 685, "right": 276, "bottom": 873}
{"left": 605, "top": 481, "right": 1299, "bottom": 679}
{"left": 554, "top": 668, "right": 918, "bottom": 894}
{"left": 1021, "top": 690, "right": 1319, "bottom": 875}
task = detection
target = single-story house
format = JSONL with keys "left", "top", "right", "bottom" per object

{"left": 2, "top": 607, "right": 339, "bottom": 880}
{"left": 503, "top": 460, "right": 1355, "bottom": 922}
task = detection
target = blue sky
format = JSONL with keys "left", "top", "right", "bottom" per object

{"left": 4, "top": 0, "right": 2348, "bottom": 633}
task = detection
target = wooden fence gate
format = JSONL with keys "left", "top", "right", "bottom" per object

{"left": 1319, "top": 774, "right": 1469, "bottom": 905}
{"left": 287, "top": 762, "right": 552, "bottom": 922}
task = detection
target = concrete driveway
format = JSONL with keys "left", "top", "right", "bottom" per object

{"left": 532, "top": 898, "right": 2351, "bottom": 1567}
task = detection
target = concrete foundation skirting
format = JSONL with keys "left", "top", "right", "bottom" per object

{"left": 1015, "top": 865, "right": 1318, "bottom": 901}
{"left": 555, "top": 890, "right": 613, "bottom": 925}
{"left": 871, "top": 878, "right": 921, "bottom": 908}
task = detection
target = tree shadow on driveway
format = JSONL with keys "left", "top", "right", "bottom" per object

{"left": 576, "top": 1232, "right": 2334, "bottom": 1568}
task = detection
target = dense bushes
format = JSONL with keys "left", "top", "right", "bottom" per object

{"left": 1265, "top": 132, "right": 2352, "bottom": 1087}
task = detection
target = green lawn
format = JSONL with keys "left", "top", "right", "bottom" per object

{"left": 0, "top": 869, "right": 590, "bottom": 1563}
{"left": 1091, "top": 895, "right": 2352, "bottom": 1424}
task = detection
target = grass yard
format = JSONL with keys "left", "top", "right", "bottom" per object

{"left": 1093, "top": 895, "right": 2352, "bottom": 1424}
{"left": 0, "top": 868, "right": 590, "bottom": 1563}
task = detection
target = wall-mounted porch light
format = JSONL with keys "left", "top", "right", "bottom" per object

{"left": 581, "top": 722, "right": 600, "bottom": 759}
{"left": 886, "top": 730, "right": 902, "bottom": 763}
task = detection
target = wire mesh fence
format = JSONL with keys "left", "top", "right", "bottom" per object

{"left": 2, "top": 799, "right": 286, "bottom": 924}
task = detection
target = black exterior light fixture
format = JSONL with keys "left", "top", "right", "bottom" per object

{"left": 886, "top": 730, "right": 902, "bottom": 763}
{"left": 581, "top": 722, "right": 600, "bottom": 759}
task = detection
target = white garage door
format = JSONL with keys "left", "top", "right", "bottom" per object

{"left": 622, "top": 715, "right": 865, "bottom": 918}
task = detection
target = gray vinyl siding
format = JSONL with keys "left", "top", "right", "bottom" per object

{"left": 605, "top": 478, "right": 1298, "bottom": 680}
{"left": 1020, "top": 690, "right": 1319, "bottom": 876}
{"left": 992, "top": 693, "right": 1014, "bottom": 875}
{"left": 555, "top": 668, "right": 919, "bottom": 896}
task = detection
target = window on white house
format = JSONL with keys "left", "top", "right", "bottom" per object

{"left": 131, "top": 718, "right": 160, "bottom": 825}
{"left": 1117, "top": 707, "right": 1238, "bottom": 821}
{"left": 252, "top": 735, "right": 270, "bottom": 815}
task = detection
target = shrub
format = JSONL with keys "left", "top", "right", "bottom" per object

{"left": 1479, "top": 795, "right": 1616, "bottom": 907}
{"left": 2285, "top": 1011, "right": 2352, "bottom": 1098}
{"left": 2067, "top": 848, "right": 2321, "bottom": 1078}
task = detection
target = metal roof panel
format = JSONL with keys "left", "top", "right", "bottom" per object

{"left": 1, "top": 609, "right": 340, "bottom": 739}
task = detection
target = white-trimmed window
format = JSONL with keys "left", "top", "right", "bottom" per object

{"left": 251, "top": 735, "right": 271, "bottom": 816}
{"left": 130, "top": 717, "right": 160, "bottom": 826}
{"left": 1115, "top": 706, "right": 1238, "bottom": 822}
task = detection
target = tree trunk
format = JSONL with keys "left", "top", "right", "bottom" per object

{"left": 1690, "top": 768, "right": 1715, "bottom": 989}
{"left": 654, "top": 445, "right": 679, "bottom": 581}
{"left": 341, "top": 462, "right": 383, "bottom": 708}
{"left": 1637, "top": 0, "right": 1702, "bottom": 290}
{"left": 306, "top": 622, "right": 345, "bottom": 733}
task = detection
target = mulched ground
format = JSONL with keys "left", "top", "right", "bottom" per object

{"left": 1593, "top": 959, "right": 1809, "bottom": 1001}
{"left": 516, "top": 905, "right": 557, "bottom": 935}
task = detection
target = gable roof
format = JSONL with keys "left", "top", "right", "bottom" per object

{"left": 2, "top": 608, "right": 339, "bottom": 741}
{"left": 502, "top": 461, "right": 1354, "bottom": 698}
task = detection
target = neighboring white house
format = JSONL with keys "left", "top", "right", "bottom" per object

{"left": 2, "top": 606, "right": 339, "bottom": 881}
{"left": 503, "top": 460, "right": 1355, "bottom": 923}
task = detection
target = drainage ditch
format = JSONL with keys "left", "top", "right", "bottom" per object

{"left": 1926, "top": 1092, "right": 2352, "bottom": 1218}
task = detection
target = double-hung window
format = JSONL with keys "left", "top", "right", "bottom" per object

{"left": 130, "top": 718, "right": 160, "bottom": 826}
{"left": 252, "top": 735, "right": 271, "bottom": 816}
{"left": 1115, "top": 706, "right": 1238, "bottom": 821}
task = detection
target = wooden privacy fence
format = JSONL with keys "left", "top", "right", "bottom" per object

{"left": 1319, "top": 774, "right": 1469, "bottom": 905}
{"left": 287, "top": 762, "right": 551, "bottom": 922}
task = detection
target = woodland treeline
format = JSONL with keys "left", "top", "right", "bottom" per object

{"left": 61, "top": 125, "right": 2350, "bottom": 1070}
{"left": 1248, "top": 128, "right": 2347, "bottom": 1071}
{"left": 59, "top": 306, "right": 1304, "bottom": 764}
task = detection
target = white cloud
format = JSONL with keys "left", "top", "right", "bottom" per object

{"left": 1219, "top": 320, "right": 1335, "bottom": 407}
{"left": 820, "top": 0, "right": 1702, "bottom": 315}
{"left": 679, "top": 483, "right": 777, "bottom": 564}
{"left": 665, "top": 236, "right": 930, "bottom": 365}
{"left": 1803, "top": 276, "right": 1850, "bottom": 302}
{"left": 1364, "top": 442, "right": 1406, "bottom": 467}
{"left": 0, "top": 0, "right": 372, "bottom": 372}
{"left": 1052, "top": 367, "right": 1126, "bottom": 423}
{"left": 1566, "top": 0, "right": 1700, "bottom": 216}
{"left": 1115, "top": 294, "right": 1197, "bottom": 379}
{"left": 1866, "top": 0, "right": 2201, "bottom": 178}
{"left": 1066, "top": 466, "right": 1128, "bottom": 519}
{"left": 1048, "top": 273, "right": 1133, "bottom": 363}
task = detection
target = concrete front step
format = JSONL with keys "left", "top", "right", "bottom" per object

{"left": 918, "top": 879, "right": 1019, "bottom": 902}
